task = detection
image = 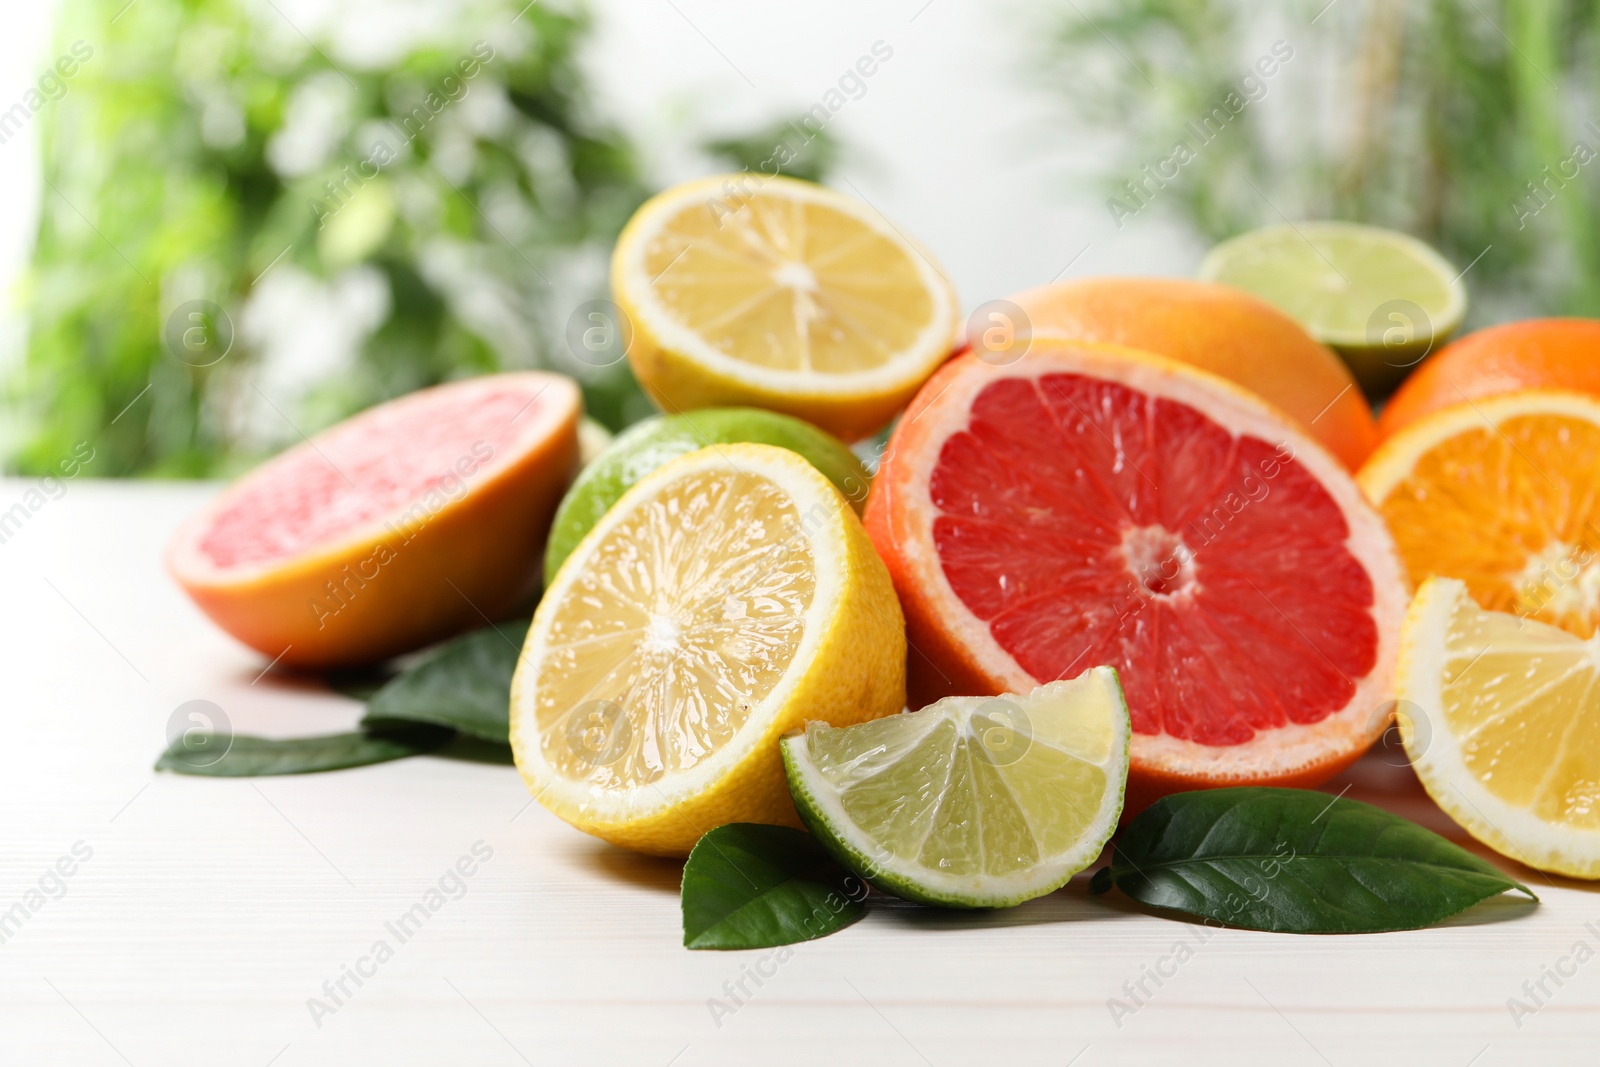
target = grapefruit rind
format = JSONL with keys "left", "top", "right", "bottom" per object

{"left": 782, "top": 669, "right": 1130, "bottom": 909}
{"left": 1396, "top": 576, "right": 1600, "bottom": 879}
{"left": 510, "top": 442, "right": 905, "bottom": 856}
{"left": 867, "top": 340, "right": 1407, "bottom": 795}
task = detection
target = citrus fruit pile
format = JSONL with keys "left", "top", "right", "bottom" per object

{"left": 167, "top": 174, "right": 1600, "bottom": 901}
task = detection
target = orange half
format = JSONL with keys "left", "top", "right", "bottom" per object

{"left": 1360, "top": 389, "right": 1600, "bottom": 639}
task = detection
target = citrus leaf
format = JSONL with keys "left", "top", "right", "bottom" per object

{"left": 682, "top": 824, "right": 867, "bottom": 950}
{"left": 155, "top": 724, "right": 453, "bottom": 777}
{"left": 360, "top": 620, "right": 529, "bottom": 743}
{"left": 1096, "top": 787, "right": 1536, "bottom": 933}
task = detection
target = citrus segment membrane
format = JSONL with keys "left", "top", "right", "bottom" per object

{"left": 197, "top": 378, "right": 568, "bottom": 572}
{"left": 929, "top": 372, "right": 1378, "bottom": 748}
{"left": 783, "top": 669, "right": 1130, "bottom": 907}
{"left": 535, "top": 467, "right": 815, "bottom": 790}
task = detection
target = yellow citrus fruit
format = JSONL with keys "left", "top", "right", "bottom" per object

{"left": 1359, "top": 390, "right": 1600, "bottom": 638}
{"left": 1396, "top": 576, "right": 1600, "bottom": 878}
{"left": 611, "top": 174, "right": 960, "bottom": 442}
{"left": 509, "top": 442, "right": 906, "bottom": 856}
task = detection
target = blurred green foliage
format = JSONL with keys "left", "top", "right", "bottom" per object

{"left": 1038, "top": 0, "right": 1600, "bottom": 324}
{"left": 8, "top": 0, "right": 834, "bottom": 477}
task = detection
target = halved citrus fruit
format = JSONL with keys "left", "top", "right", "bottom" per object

{"left": 865, "top": 340, "right": 1407, "bottom": 809}
{"left": 1378, "top": 318, "right": 1600, "bottom": 439}
{"left": 1397, "top": 576, "right": 1600, "bottom": 878}
{"left": 1198, "top": 222, "right": 1466, "bottom": 397}
{"left": 611, "top": 174, "right": 960, "bottom": 442}
{"left": 1360, "top": 390, "right": 1600, "bottom": 638}
{"left": 510, "top": 443, "right": 905, "bottom": 856}
{"left": 1005, "top": 277, "right": 1377, "bottom": 470}
{"left": 168, "top": 373, "right": 580, "bottom": 669}
{"left": 782, "top": 669, "right": 1130, "bottom": 908}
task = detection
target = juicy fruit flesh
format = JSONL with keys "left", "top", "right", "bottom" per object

{"left": 1437, "top": 590, "right": 1600, "bottom": 829}
{"left": 1379, "top": 413, "right": 1600, "bottom": 637}
{"left": 930, "top": 373, "right": 1379, "bottom": 746}
{"left": 536, "top": 468, "right": 815, "bottom": 789}
{"left": 802, "top": 687, "right": 1114, "bottom": 878}
{"left": 199, "top": 384, "right": 551, "bottom": 570}
{"left": 641, "top": 193, "right": 932, "bottom": 374}
{"left": 1207, "top": 226, "right": 1457, "bottom": 337}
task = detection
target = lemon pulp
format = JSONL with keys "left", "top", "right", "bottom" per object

{"left": 1434, "top": 587, "right": 1600, "bottom": 828}
{"left": 535, "top": 467, "right": 814, "bottom": 789}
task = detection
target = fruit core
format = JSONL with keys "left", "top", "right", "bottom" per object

{"left": 1121, "top": 525, "right": 1195, "bottom": 598}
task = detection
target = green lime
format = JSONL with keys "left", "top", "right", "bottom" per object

{"left": 544, "top": 408, "right": 870, "bottom": 583}
{"left": 1198, "top": 221, "right": 1467, "bottom": 397}
{"left": 781, "top": 669, "right": 1130, "bottom": 909}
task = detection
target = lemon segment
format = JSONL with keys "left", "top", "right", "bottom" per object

{"left": 1396, "top": 576, "right": 1600, "bottom": 878}
{"left": 510, "top": 442, "right": 905, "bottom": 856}
{"left": 782, "top": 669, "right": 1131, "bottom": 908}
{"left": 612, "top": 174, "right": 960, "bottom": 441}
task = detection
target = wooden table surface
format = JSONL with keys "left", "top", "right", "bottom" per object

{"left": 2, "top": 478, "right": 1595, "bottom": 1065}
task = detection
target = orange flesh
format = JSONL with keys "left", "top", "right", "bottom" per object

{"left": 1380, "top": 413, "right": 1600, "bottom": 636}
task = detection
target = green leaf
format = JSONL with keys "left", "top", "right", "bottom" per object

{"left": 155, "top": 724, "right": 453, "bottom": 777}
{"left": 1096, "top": 787, "right": 1536, "bottom": 934}
{"left": 682, "top": 824, "right": 867, "bottom": 950}
{"left": 360, "top": 620, "right": 529, "bottom": 743}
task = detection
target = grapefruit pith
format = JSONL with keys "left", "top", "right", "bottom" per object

{"left": 169, "top": 373, "right": 581, "bottom": 669}
{"left": 865, "top": 341, "right": 1406, "bottom": 809}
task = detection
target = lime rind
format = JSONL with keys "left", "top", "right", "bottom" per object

{"left": 781, "top": 668, "right": 1131, "bottom": 909}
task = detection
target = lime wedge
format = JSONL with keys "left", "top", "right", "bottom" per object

{"left": 1198, "top": 222, "right": 1466, "bottom": 396}
{"left": 780, "top": 669, "right": 1130, "bottom": 908}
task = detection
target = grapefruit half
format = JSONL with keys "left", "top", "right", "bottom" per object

{"left": 169, "top": 373, "right": 581, "bottom": 670}
{"left": 865, "top": 341, "right": 1406, "bottom": 809}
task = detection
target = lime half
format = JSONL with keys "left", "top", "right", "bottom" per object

{"left": 1198, "top": 222, "right": 1466, "bottom": 396}
{"left": 781, "top": 669, "right": 1130, "bottom": 909}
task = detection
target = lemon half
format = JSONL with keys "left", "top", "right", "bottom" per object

{"left": 612, "top": 174, "right": 960, "bottom": 441}
{"left": 510, "top": 442, "right": 905, "bottom": 856}
{"left": 1397, "top": 576, "right": 1600, "bottom": 878}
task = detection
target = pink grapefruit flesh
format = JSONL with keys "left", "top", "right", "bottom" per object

{"left": 865, "top": 340, "right": 1405, "bottom": 810}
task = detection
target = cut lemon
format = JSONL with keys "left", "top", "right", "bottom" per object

{"left": 510, "top": 442, "right": 905, "bottom": 856}
{"left": 1396, "top": 577, "right": 1600, "bottom": 878}
{"left": 1359, "top": 389, "right": 1600, "bottom": 638}
{"left": 1199, "top": 222, "right": 1465, "bottom": 395}
{"left": 611, "top": 174, "right": 960, "bottom": 441}
{"left": 781, "top": 669, "right": 1130, "bottom": 908}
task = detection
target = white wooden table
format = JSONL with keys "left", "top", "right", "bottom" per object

{"left": 2, "top": 478, "right": 1594, "bottom": 1065}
